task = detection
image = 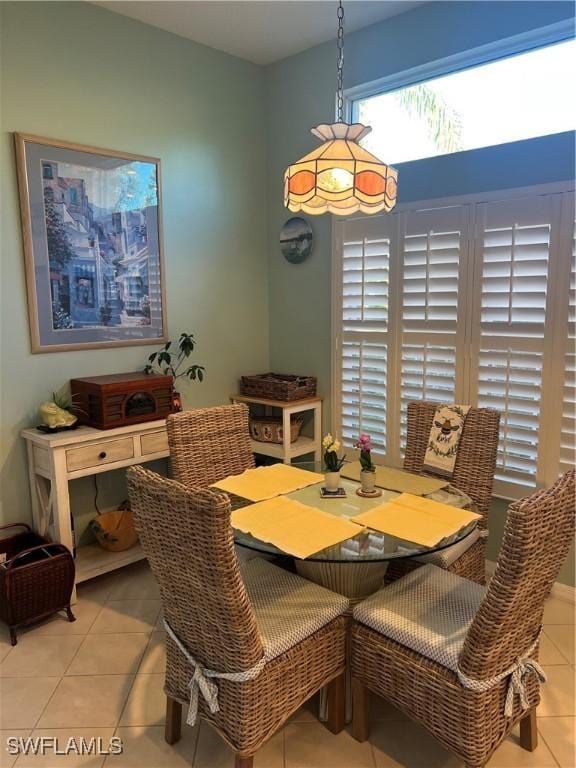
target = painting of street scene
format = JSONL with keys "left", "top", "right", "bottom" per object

{"left": 42, "top": 158, "right": 160, "bottom": 332}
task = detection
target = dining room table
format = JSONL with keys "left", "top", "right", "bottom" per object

{"left": 221, "top": 459, "right": 479, "bottom": 722}
{"left": 229, "top": 460, "right": 478, "bottom": 602}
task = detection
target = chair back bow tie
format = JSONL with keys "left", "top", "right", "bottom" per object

{"left": 457, "top": 627, "right": 547, "bottom": 718}
{"left": 504, "top": 657, "right": 546, "bottom": 717}
{"left": 164, "top": 620, "right": 266, "bottom": 726}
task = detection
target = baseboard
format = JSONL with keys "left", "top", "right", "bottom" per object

{"left": 486, "top": 560, "right": 576, "bottom": 604}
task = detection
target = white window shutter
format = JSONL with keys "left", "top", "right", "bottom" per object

{"left": 560, "top": 233, "right": 576, "bottom": 475}
{"left": 335, "top": 215, "right": 398, "bottom": 458}
{"left": 333, "top": 187, "right": 574, "bottom": 498}
{"left": 471, "top": 196, "right": 557, "bottom": 494}
{"left": 398, "top": 207, "right": 468, "bottom": 454}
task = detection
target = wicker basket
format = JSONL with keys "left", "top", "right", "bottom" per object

{"left": 0, "top": 523, "right": 75, "bottom": 645}
{"left": 240, "top": 373, "right": 317, "bottom": 401}
{"left": 250, "top": 416, "right": 304, "bottom": 444}
{"left": 90, "top": 509, "right": 139, "bottom": 552}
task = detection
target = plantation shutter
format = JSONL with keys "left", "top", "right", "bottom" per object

{"left": 559, "top": 227, "right": 576, "bottom": 475}
{"left": 397, "top": 207, "right": 468, "bottom": 456}
{"left": 333, "top": 186, "right": 574, "bottom": 496}
{"left": 335, "top": 215, "right": 397, "bottom": 457}
{"left": 471, "top": 196, "right": 558, "bottom": 493}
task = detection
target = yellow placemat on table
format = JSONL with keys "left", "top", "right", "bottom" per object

{"left": 231, "top": 496, "right": 364, "bottom": 559}
{"left": 211, "top": 464, "right": 324, "bottom": 502}
{"left": 352, "top": 493, "right": 481, "bottom": 547}
{"left": 341, "top": 462, "right": 449, "bottom": 496}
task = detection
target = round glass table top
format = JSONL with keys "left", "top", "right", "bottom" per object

{"left": 231, "top": 461, "right": 477, "bottom": 563}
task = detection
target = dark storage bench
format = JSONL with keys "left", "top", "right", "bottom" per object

{"left": 0, "top": 523, "right": 75, "bottom": 645}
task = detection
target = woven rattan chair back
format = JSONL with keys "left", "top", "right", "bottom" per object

{"left": 167, "top": 404, "right": 255, "bottom": 488}
{"left": 459, "top": 470, "right": 575, "bottom": 681}
{"left": 403, "top": 401, "right": 500, "bottom": 525}
{"left": 126, "top": 465, "right": 263, "bottom": 673}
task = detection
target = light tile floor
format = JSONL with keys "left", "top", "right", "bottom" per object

{"left": 0, "top": 561, "right": 573, "bottom": 768}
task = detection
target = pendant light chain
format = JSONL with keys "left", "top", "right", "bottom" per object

{"left": 336, "top": 0, "right": 345, "bottom": 122}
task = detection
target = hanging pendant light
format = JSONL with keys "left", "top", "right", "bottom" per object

{"left": 284, "top": 1, "right": 398, "bottom": 216}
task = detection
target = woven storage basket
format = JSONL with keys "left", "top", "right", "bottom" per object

{"left": 91, "top": 509, "right": 139, "bottom": 552}
{"left": 0, "top": 523, "right": 75, "bottom": 645}
{"left": 240, "top": 373, "right": 317, "bottom": 401}
{"left": 250, "top": 416, "right": 303, "bottom": 444}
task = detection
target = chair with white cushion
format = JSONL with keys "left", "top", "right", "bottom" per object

{"left": 387, "top": 401, "right": 500, "bottom": 584}
{"left": 351, "top": 470, "right": 575, "bottom": 768}
{"left": 127, "top": 465, "right": 349, "bottom": 768}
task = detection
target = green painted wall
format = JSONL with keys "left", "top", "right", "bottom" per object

{"left": 265, "top": 1, "right": 575, "bottom": 585}
{"left": 0, "top": 2, "right": 269, "bottom": 530}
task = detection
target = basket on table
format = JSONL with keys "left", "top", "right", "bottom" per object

{"left": 240, "top": 373, "right": 317, "bottom": 401}
{"left": 250, "top": 416, "right": 304, "bottom": 444}
{"left": 0, "top": 523, "right": 75, "bottom": 645}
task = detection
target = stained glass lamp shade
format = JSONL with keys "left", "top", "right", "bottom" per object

{"left": 284, "top": 123, "right": 398, "bottom": 216}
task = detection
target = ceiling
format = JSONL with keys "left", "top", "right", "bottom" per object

{"left": 94, "top": 1, "right": 425, "bottom": 65}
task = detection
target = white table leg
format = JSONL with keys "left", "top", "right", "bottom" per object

{"left": 282, "top": 409, "right": 291, "bottom": 464}
{"left": 313, "top": 403, "right": 322, "bottom": 463}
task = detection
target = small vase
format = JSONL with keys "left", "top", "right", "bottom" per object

{"left": 360, "top": 470, "right": 376, "bottom": 493}
{"left": 324, "top": 471, "right": 341, "bottom": 492}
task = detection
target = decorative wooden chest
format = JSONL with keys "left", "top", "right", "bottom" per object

{"left": 70, "top": 372, "right": 175, "bottom": 429}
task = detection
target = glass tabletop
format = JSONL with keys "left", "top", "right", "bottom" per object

{"left": 231, "top": 461, "right": 477, "bottom": 563}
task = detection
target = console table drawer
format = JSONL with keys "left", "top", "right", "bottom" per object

{"left": 66, "top": 438, "right": 134, "bottom": 472}
{"left": 140, "top": 430, "right": 169, "bottom": 456}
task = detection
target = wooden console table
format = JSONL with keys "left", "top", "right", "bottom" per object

{"left": 21, "top": 420, "right": 169, "bottom": 584}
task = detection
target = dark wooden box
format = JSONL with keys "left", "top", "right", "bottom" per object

{"left": 70, "top": 372, "right": 175, "bottom": 429}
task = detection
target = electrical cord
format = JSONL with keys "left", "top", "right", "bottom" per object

{"left": 94, "top": 474, "right": 101, "bottom": 515}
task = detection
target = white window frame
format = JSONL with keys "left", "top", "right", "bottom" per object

{"left": 331, "top": 181, "right": 575, "bottom": 500}
{"left": 343, "top": 19, "right": 575, "bottom": 156}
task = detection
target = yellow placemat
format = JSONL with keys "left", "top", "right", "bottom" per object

{"left": 231, "top": 496, "right": 364, "bottom": 559}
{"left": 341, "top": 462, "right": 449, "bottom": 496}
{"left": 211, "top": 464, "right": 324, "bottom": 502}
{"left": 352, "top": 493, "right": 480, "bottom": 547}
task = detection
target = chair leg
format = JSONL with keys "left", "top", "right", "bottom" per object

{"left": 234, "top": 756, "right": 254, "bottom": 768}
{"left": 165, "top": 696, "right": 182, "bottom": 745}
{"left": 520, "top": 707, "right": 538, "bottom": 752}
{"left": 351, "top": 677, "right": 370, "bottom": 742}
{"left": 326, "top": 672, "right": 346, "bottom": 734}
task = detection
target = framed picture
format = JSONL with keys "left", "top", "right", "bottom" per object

{"left": 15, "top": 133, "right": 168, "bottom": 352}
{"left": 280, "top": 216, "right": 313, "bottom": 264}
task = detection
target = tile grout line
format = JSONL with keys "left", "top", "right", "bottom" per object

{"left": 542, "top": 626, "right": 574, "bottom": 665}
{"left": 537, "top": 725, "right": 563, "bottom": 768}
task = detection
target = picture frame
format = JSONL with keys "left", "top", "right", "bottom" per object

{"left": 15, "top": 133, "right": 168, "bottom": 353}
{"left": 280, "top": 216, "right": 313, "bottom": 264}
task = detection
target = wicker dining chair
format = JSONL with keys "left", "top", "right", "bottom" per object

{"left": 351, "top": 470, "right": 575, "bottom": 768}
{"left": 387, "top": 401, "right": 500, "bottom": 584}
{"left": 127, "top": 465, "right": 349, "bottom": 768}
{"left": 167, "top": 404, "right": 255, "bottom": 488}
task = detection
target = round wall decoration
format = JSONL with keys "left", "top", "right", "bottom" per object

{"left": 280, "top": 216, "right": 313, "bottom": 264}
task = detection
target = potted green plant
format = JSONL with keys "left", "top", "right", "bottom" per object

{"left": 355, "top": 433, "right": 376, "bottom": 493}
{"left": 322, "top": 433, "right": 346, "bottom": 491}
{"left": 144, "top": 332, "right": 205, "bottom": 410}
